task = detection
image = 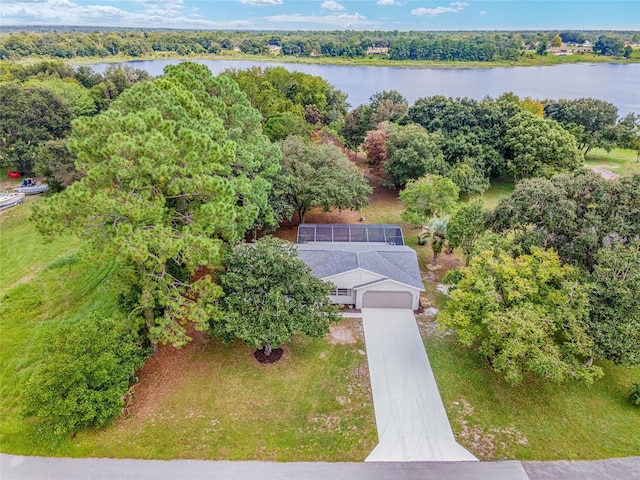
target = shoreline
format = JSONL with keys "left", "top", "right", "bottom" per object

{"left": 7, "top": 52, "right": 634, "bottom": 70}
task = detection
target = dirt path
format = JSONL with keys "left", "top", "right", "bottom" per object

{"left": 589, "top": 166, "right": 620, "bottom": 180}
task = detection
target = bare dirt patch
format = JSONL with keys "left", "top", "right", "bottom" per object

{"left": 590, "top": 166, "right": 620, "bottom": 180}
{"left": 452, "top": 398, "right": 528, "bottom": 460}
{"left": 3, "top": 270, "right": 38, "bottom": 291}
{"left": 254, "top": 347, "right": 284, "bottom": 363}
{"left": 416, "top": 318, "right": 453, "bottom": 340}
{"left": 328, "top": 325, "right": 357, "bottom": 345}
{"left": 125, "top": 324, "right": 209, "bottom": 420}
{"left": 427, "top": 252, "right": 463, "bottom": 281}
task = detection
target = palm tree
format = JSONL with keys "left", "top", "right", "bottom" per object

{"left": 426, "top": 217, "right": 448, "bottom": 266}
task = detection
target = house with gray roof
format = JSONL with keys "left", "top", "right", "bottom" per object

{"left": 296, "top": 225, "right": 424, "bottom": 310}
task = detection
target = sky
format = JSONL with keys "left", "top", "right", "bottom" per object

{"left": 1, "top": 0, "right": 639, "bottom": 31}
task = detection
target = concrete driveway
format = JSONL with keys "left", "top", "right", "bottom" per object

{"left": 361, "top": 308, "right": 477, "bottom": 462}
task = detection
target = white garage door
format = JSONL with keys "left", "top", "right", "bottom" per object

{"left": 362, "top": 291, "right": 413, "bottom": 309}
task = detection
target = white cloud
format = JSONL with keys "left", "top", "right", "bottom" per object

{"left": 134, "top": 0, "right": 184, "bottom": 16}
{"left": 412, "top": 1, "right": 468, "bottom": 16}
{"left": 377, "top": 0, "right": 401, "bottom": 5}
{"left": 322, "top": 0, "right": 345, "bottom": 11}
{"left": 136, "top": 0, "right": 182, "bottom": 5}
{"left": 1, "top": 0, "right": 251, "bottom": 28}
{"left": 479, "top": 10, "right": 487, "bottom": 15}
{"left": 265, "top": 12, "right": 375, "bottom": 29}
{"left": 240, "top": 0, "right": 283, "bottom": 5}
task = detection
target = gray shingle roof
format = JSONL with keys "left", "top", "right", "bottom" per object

{"left": 296, "top": 243, "right": 424, "bottom": 291}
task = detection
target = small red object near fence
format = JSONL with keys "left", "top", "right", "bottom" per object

{"left": 8, "top": 170, "right": 21, "bottom": 179}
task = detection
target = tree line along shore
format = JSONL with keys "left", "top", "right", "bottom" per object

{"left": 1, "top": 28, "right": 639, "bottom": 66}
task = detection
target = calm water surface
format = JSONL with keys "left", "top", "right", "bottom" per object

{"left": 91, "top": 59, "right": 640, "bottom": 116}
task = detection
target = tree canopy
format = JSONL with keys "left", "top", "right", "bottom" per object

{"left": 440, "top": 247, "right": 602, "bottom": 385}
{"left": 587, "top": 242, "right": 640, "bottom": 366}
{"left": 223, "top": 66, "right": 348, "bottom": 138}
{"left": 213, "top": 236, "right": 341, "bottom": 356}
{"left": 504, "top": 111, "right": 583, "bottom": 181}
{"left": 34, "top": 62, "right": 281, "bottom": 346}
{"left": 447, "top": 199, "right": 488, "bottom": 264}
{"left": 21, "top": 315, "right": 147, "bottom": 438}
{"left": 544, "top": 98, "right": 619, "bottom": 155}
{"left": 407, "top": 95, "right": 520, "bottom": 187}
{"left": 399, "top": 175, "right": 460, "bottom": 227}
{"left": 279, "top": 135, "right": 372, "bottom": 223}
{"left": 0, "top": 82, "right": 72, "bottom": 174}
{"left": 491, "top": 170, "right": 640, "bottom": 270}
{"left": 384, "top": 123, "right": 448, "bottom": 187}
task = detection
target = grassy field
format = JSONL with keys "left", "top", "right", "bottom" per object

{"left": 55, "top": 328, "right": 376, "bottom": 461}
{"left": 0, "top": 198, "right": 80, "bottom": 294}
{"left": 425, "top": 334, "right": 640, "bottom": 460}
{"left": 585, "top": 147, "right": 640, "bottom": 177}
{"left": 0, "top": 200, "right": 377, "bottom": 460}
{"left": 0, "top": 201, "right": 123, "bottom": 453}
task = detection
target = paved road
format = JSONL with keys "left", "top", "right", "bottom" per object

{"left": 361, "top": 308, "right": 477, "bottom": 462}
{"left": 523, "top": 457, "right": 640, "bottom": 480}
{"left": 0, "top": 455, "right": 527, "bottom": 480}
{"left": 4, "top": 454, "right": 640, "bottom": 480}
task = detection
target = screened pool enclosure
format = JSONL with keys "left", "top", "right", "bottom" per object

{"left": 296, "top": 224, "right": 405, "bottom": 246}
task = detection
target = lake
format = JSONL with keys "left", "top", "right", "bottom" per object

{"left": 91, "top": 59, "right": 640, "bottom": 116}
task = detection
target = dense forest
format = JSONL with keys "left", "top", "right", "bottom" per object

{"left": 0, "top": 28, "right": 638, "bottom": 62}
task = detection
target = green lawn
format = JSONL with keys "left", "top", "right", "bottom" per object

{"left": 55, "top": 329, "right": 376, "bottom": 461}
{"left": 584, "top": 148, "right": 640, "bottom": 177}
{"left": 424, "top": 333, "right": 640, "bottom": 460}
{"left": 459, "top": 180, "right": 518, "bottom": 210}
{"left": 0, "top": 199, "right": 80, "bottom": 294}
{"left": 479, "top": 181, "right": 516, "bottom": 210}
{"left": 0, "top": 201, "right": 377, "bottom": 460}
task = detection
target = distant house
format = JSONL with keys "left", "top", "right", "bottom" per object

{"left": 548, "top": 46, "right": 573, "bottom": 56}
{"left": 296, "top": 224, "right": 424, "bottom": 310}
{"left": 366, "top": 46, "right": 389, "bottom": 55}
{"left": 548, "top": 44, "right": 592, "bottom": 55}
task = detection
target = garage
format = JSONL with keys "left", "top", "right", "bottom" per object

{"left": 362, "top": 291, "right": 414, "bottom": 309}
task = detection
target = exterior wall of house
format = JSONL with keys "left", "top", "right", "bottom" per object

{"left": 328, "top": 290, "right": 356, "bottom": 305}
{"left": 355, "top": 280, "right": 421, "bottom": 310}
{"left": 324, "top": 269, "right": 381, "bottom": 305}
{"left": 321, "top": 270, "right": 421, "bottom": 309}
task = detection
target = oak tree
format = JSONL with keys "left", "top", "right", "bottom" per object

{"left": 587, "top": 242, "right": 640, "bottom": 366}
{"left": 440, "top": 248, "right": 602, "bottom": 385}
{"left": 0, "top": 82, "right": 72, "bottom": 174}
{"left": 447, "top": 199, "right": 488, "bottom": 265}
{"left": 214, "top": 236, "right": 341, "bottom": 357}
{"left": 280, "top": 135, "right": 372, "bottom": 223}
{"left": 504, "top": 111, "right": 583, "bottom": 181}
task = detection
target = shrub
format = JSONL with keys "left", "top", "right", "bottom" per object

{"left": 21, "top": 315, "right": 148, "bottom": 439}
